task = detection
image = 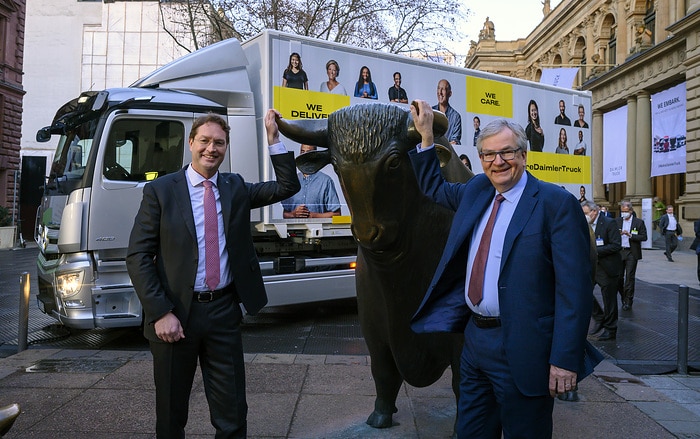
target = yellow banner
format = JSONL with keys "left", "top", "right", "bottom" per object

{"left": 466, "top": 77, "right": 513, "bottom": 118}
{"left": 274, "top": 86, "right": 350, "bottom": 120}
{"left": 526, "top": 151, "right": 591, "bottom": 184}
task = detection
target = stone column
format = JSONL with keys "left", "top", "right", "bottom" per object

{"left": 592, "top": 110, "right": 605, "bottom": 203}
{"left": 688, "top": 0, "right": 700, "bottom": 14}
{"left": 654, "top": 0, "right": 670, "bottom": 43}
{"left": 626, "top": 96, "right": 637, "bottom": 197}
{"left": 616, "top": 1, "right": 628, "bottom": 65}
{"left": 635, "top": 92, "right": 652, "bottom": 199}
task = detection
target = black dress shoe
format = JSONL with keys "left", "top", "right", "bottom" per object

{"left": 622, "top": 304, "right": 631, "bottom": 311}
{"left": 597, "top": 330, "right": 616, "bottom": 341}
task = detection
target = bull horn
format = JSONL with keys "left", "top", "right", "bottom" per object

{"left": 277, "top": 117, "right": 329, "bottom": 148}
{"left": 406, "top": 102, "right": 449, "bottom": 144}
{"left": 296, "top": 149, "right": 332, "bottom": 174}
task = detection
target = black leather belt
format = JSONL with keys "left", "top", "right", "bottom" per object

{"left": 193, "top": 286, "right": 233, "bottom": 303}
{"left": 472, "top": 313, "right": 501, "bottom": 328}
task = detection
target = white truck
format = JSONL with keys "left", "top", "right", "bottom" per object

{"left": 34, "top": 30, "right": 592, "bottom": 329}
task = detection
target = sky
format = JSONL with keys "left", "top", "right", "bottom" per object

{"left": 457, "top": 0, "right": 564, "bottom": 55}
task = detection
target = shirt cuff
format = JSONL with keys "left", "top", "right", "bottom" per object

{"left": 416, "top": 144, "right": 435, "bottom": 153}
{"left": 268, "top": 142, "right": 288, "bottom": 155}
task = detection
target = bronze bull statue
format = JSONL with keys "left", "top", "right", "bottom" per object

{"left": 278, "top": 103, "right": 473, "bottom": 432}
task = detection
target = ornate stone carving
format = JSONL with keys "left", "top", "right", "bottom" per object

{"left": 468, "top": 41, "right": 477, "bottom": 58}
{"left": 479, "top": 16, "right": 496, "bottom": 40}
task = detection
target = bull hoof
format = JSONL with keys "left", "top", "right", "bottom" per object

{"left": 366, "top": 410, "right": 394, "bottom": 428}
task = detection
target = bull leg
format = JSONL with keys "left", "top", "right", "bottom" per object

{"left": 366, "top": 348, "right": 403, "bottom": 428}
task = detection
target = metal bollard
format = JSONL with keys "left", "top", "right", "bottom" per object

{"left": 677, "top": 285, "right": 689, "bottom": 375}
{"left": 18, "top": 272, "right": 30, "bottom": 352}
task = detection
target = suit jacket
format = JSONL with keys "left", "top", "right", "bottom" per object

{"left": 408, "top": 148, "right": 593, "bottom": 397}
{"left": 126, "top": 152, "right": 300, "bottom": 341}
{"left": 615, "top": 216, "right": 647, "bottom": 260}
{"left": 659, "top": 213, "right": 683, "bottom": 236}
{"left": 591, "top": 215, "right": 622, "bottom": 281}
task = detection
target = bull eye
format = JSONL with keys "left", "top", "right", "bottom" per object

{"left": 385, "top": 154, "right": 401, "bottom": 171}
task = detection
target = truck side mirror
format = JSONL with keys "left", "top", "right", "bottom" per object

{"left": 36, "top": 127, "right": 52, "bottom": 143}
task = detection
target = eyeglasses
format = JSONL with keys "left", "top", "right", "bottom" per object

{"left": 195, "top": 137, "right": 227, "bottom": 148}
{"left": 479, "top": 148, "right": 521, "bottom": 162}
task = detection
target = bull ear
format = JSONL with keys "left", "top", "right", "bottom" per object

{"left": 296, "top": 149, "right": 332, "bottom": 175}
{"left": 277, "top": 117, "right": 329, "bottom": 148}
{"left": 406, "top": 104, "right": 449, "bottom": 144}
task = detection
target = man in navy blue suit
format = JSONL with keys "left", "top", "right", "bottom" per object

{"left": 408, "top": 100, "right": 595, "bottom": 438}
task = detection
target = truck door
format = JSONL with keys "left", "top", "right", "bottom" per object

{"left": 88, "top": 112, "right": 189, "bottom": 257}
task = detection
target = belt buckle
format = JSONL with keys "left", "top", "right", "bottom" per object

{"left": 197, "top": 291, "right": 213, "bottom": 303}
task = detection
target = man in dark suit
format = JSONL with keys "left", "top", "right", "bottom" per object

{"left": 658, "top": 204, "right": 683, "bottom": 261}
{"left": 126, "top": 111, "right": 300, "bottom": 438}
{"left": 615, "top": 201, "right": 648, "bottom": 310}
{"left": 408, "top": 101, "right": 594, "bottom": 438}
{"left": 582, "top": 201, "right": 622, "bottom": 341}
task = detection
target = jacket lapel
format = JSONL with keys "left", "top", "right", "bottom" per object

{"left": 172, "top": 168, "right": 197, "bottom": 243}
{"left": 217, "top": 174, "right": 234, "bottom": 243}
{"left": 446, "top": 179, "right": 495, "bottom": 261}
{"left": 500, "top": 173, "right": 539, "bottom": 271}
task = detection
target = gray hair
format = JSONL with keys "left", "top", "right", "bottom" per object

{"left": 476, "top": 119, "right": 528, "bottom": 153}
{"left": 620, "top": 200, "right": 632, "bottom": 210}
{"left": 581, "top": 200, "right": 598, "bottom": 212}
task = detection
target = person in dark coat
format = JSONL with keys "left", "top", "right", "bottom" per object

{"left": 615, "top": 201, "right": 648, "bottom": 310}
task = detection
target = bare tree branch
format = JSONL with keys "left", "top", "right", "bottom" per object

{"left": 160, "top": 0, "right": 469, "bottom": 64}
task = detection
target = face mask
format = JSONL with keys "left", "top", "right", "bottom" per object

{"left": 621, "top": 212, "right": 631, "bottom": 219}
{"left": 586, "top": 213, "right": 595, "bottom": 224}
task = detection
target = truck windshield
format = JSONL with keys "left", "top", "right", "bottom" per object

{"left": 103, "top": 119, "right": 185, "bottom": 182}
{"left": 48, "top": 118, "right": 100, "bottom": 195}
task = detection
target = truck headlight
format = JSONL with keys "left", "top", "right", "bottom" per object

{"left": 56, "top": 272, "right": 84, "bottom": 298}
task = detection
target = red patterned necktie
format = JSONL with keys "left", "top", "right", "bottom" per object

{"left": 468, "top": 194, "right": 505, "bottom": 306}
{"left": 203, "top": 180, "right": 220, "bottom": 291}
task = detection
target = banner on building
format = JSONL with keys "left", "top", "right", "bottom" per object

{"left": 539, "top": 68, "right": 579, "bottom": 89}
{"left": 651, "top": 83, "right": 686, "bottom": 177}
{"left": 603, "top": 105, "right": 627, "bottom": 184}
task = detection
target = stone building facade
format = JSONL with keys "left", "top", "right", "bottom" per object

{"left": 0, "top": 0, "right": 25, "bottom": 220}
{"left": 466, "top": 0, "right": 700, "bottom": 232}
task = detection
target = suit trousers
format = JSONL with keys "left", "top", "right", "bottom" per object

{"left": 150, "top": 293, "right": 246, "bottom": 439}
{"left": 665, "top": 232, "right": 678, "bottom": 256}
{"left": 458, "top": 319, "right": 554, "bottom": 439}
{"left": 592, "top": 269, "right": 618, "bottom": 332}
{"left": 617, "top": 248, "right": 638, "bottom": 306}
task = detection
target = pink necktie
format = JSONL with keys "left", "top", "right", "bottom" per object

{"left": 468, "top": 194, "right": 505, "bottom": 306}
{"left": 203, "top": 180, "right": 220, "bottom": 291}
